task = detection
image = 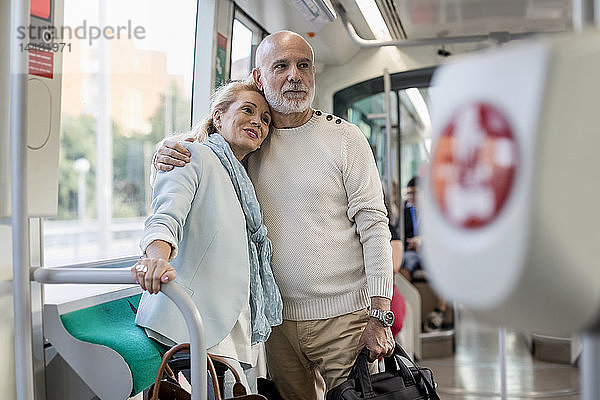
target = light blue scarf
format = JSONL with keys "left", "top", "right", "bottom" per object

{"left": 205, "top": 134, "right": 283, "bottom": 345}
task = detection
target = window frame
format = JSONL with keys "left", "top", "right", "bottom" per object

{"left": 229, "top": 6, "right": 268, "bottom": 81}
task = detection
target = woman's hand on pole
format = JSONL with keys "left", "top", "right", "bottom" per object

{"left": 131, "top": 257, "right": 176, "bottom": 294}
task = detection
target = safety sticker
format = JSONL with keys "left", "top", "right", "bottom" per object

{"left": 29, "top": 50, "right": 54, "bottom": 79}
{"left": 430, "top": 103, "right": 519, "bottom": 229}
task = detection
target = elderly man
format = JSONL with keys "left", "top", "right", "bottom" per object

{"left": 154, "top": 31, "right": 395, "bottom": 399}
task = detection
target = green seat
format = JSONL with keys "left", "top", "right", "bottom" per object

{"left": 60, "top": 294, "right": 165, "bottom": 395}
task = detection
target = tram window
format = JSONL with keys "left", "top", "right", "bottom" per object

{"left": 333, "top": 68, "right": 434, "bottom": 220}
{"left": 231, "top": 20, "right": 253, "bottom": 81}
{"left": 344, "top": 88, "right": 432, "bottom": 189}
{"left": 230, "top": 8, "right": 266, "bottom": 81}
{"left": 43, "top": 0, "right": 197, "bottom": 266}
{"left": 398, "top": 87, "right": 432, "bottom": 182}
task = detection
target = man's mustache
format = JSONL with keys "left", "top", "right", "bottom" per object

{"left": 282, "top": 83, "right": 308, "bottom": 92}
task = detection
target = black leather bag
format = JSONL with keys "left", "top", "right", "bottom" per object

{"left": 257, "top": 378, "right": 284, "bottom": 400}
{"left": 326, "top": 343, "right": 440, "bottom": 400}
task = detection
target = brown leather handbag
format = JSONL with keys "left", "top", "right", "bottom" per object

{"left": 146, "top": 343, "right": 191, "bottom": 400}
{"left": 146, "top": 343, "right": 267, "bottom": 400}
{"left": 207, "top": 353, "right": 267, "bottom": 400}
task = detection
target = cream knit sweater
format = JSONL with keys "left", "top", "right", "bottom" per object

{"left": 247, "top": 111, "right": 393, "bottom": 321}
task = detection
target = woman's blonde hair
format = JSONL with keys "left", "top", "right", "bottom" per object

{"left": 189, "top": 78, "right": 266, "bottom": 143}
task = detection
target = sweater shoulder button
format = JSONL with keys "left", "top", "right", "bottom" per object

{"left": 326, "top": 114, "right": 333, "bottom": 121}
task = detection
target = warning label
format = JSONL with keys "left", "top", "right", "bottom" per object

{"left": 431, "top": 103, "right": 519, "bottom": 229}
{"left": 29, "top": 50, "right": 54, "bottom": 79}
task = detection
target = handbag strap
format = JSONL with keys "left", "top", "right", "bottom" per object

{"left": 392, "top": 343, "right": 440, "bottom": 400}
{"left": 151, "top": 346, "right": 259, "bottom": 400}
{"left": 350, "top": 344, "right": 440, "bottom": 400}
{"left": 207, "top": 353, "right": 250, "bottom": 399}
{"left": 383, "top": 350, "right": 417, "bottom": 385}
{"left": 208, "top": 353, "right": 248, "bottom": 397}
{"left": 348, "top": 348, "right": 376, "bottom": 398}
{"left": 151, "top": 343, "right": 191, "bottom": 400}
{"left": 207, "top": 355, "right": 223, "bottom": 400}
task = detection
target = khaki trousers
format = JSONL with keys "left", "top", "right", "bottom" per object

{"left": 265, "top": 308, "right": 376, "bottom": 400}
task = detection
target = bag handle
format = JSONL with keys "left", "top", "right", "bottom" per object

{"left": 348, "top": 348, "right": 376, "bottom": 398}
{"left": 349, "top": 343, "right": 440, "bottom": 400}
{"left": 391, "top": 343, "right": 440, "bottom": 400}
{"left": 207, "top": 355, "right": 223, "bottom": 400}
{"left": 208, "top": 353, "right": 248, "bottom": 397}
{"left": 151, "top": 343, "right": 191, "bottom": 400}
{"left": 383, "top": 349, "right": 417, "bottom": 386}
{"left": 208, "top": 354, "right": 267, "bottom": 400}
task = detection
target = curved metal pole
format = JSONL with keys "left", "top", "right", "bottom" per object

{"left": 336, "top": 5, "right": 534, "bottom": 48}
{"left": 32, "top": 267, "right": 207, "bottom": 400}
{"left": 10, "top": 0, "right": 34, "bottom": 398}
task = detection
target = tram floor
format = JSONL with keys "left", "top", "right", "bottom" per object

{"left": 420, "top": 308, "right": 580, "bottom": 400}
{"left": 129, "top": 310, "right": 581, "bottom": 400}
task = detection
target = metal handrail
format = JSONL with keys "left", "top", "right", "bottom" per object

{"left": 32, "top": 267, "right": 207, "bottom": 400}
{"left": 336, "top": 3, "right": 536, "bottom": 49}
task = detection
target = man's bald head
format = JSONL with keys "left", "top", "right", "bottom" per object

{"left": 252, "top": 30, "right": 316, "bottom": 115}
{"left": 255, "top": 31, "right": 314, "bottom": 70}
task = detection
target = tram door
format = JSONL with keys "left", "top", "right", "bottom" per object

{"left": 334, "top": 68, "right": 434, "bottom": 256}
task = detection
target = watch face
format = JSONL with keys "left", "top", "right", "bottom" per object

{"left": 370, "top": 309, "right": 395, "bottom": 326}
{"left": 383, "top": 311, "right": 394, "bottom": 326}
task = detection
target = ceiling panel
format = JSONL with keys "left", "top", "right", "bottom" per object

{"left": 338, "top": 0, "right": 573, "bottom": 41}
{"left": 397, "top": 0, "right": 573, "bottom": 38}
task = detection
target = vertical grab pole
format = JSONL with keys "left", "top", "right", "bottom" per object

{"left": 573, "top": 0, "right": 594, "bottom": 31}
{"left": 574, "top": 3, "right": 600, "bottom": 400}
{"left": 383, "top": 69, "right": 393, "bottom": 198}
{"left": 581, "top": 332, "right": 600, "bottom": 400}
{"left": 10, "top": 0, "right": 35, "bottom": 398}
{"left": 498, "top": 326, "right": 507, "bottom": 400}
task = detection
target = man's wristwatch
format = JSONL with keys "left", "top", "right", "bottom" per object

{"left": 369, "top": 309, "right": 395, "bottom": 327}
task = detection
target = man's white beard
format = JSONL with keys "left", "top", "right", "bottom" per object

{"left": 264, "top": 82, "right": 315, "bottom": 114}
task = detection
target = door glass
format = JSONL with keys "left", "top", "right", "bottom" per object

{"left": 334, "top": 69, "right": 434, "bottom": 234}
{"left": 44, "top": 0, "right": 197, "bottom": 266}
{"left": 231, "top": 19, "right": 253, "bottom": 81}
{"left": 230, "top": 8, "right": 266, "bottom": 81}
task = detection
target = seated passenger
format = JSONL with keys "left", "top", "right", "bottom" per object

{"left": 385, "top": 189, "right": 406, "bottom": 338}
{"left": 400, "top": 177, "right": 421, "bottom": 280}
{"left": 130, "top": 80, "right": 283, "bottom": 395}
{"left": 400, "top": 176, "right": 447, "bottom": 332}
{"left": 390, "top": 230, "right": 406, "bottom": 339}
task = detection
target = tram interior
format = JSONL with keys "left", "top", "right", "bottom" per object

{"left": 1, "top": 0, "right": 595, "bottom": 398}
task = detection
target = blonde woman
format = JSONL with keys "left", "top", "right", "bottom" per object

{"left": 131, "top": 80, "right": 282, "bottom": 394}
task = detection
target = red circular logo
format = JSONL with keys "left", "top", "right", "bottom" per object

{"left": 430, "top": 103, "right": 519, "bottom": 229}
